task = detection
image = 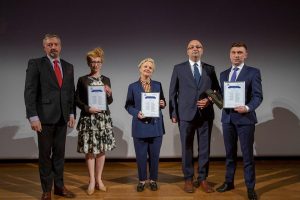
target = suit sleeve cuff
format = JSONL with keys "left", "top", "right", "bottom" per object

{"left": 29, "top": 116, "right": 39, "bottom": 122}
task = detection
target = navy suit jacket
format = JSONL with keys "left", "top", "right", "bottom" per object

{"left": 125, "top": 80, "right": 166, "bottom": 138}
{"left": 220, "top": 65, "right": 263, "bottom": 125}
{"left": 169, "top": 61, "right": 220, "bottom": 121}
{"left": 24, "top": 56, "right": 75, "bottom": 124}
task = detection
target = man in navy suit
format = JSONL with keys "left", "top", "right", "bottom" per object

{"left": 216, "top": 42, "right": 263, "bottom": 200}
{"left": 24, "top": 34, "right": 76, "bottom": 200}
{"left": 169, "top": 40, "right": 220, "bottom": 193}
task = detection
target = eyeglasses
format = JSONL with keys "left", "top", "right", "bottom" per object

{"left": 90, "top": 61, "right": 102, "bottom": 64}
{"left": 187, "top": 45, "right": 202, "bottom": 50}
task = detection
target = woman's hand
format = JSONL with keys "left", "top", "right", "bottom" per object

{"left": 89, "top": 107, "right": 101, "bottom": 114}
{"left": 159, "top": 100, "right": 165, "bottom": 108}
{"left": 138, "top": 111, "right": 144, "bottom": 119}
{"left": 104, "top": 85, "right": 112, "bottom": 96}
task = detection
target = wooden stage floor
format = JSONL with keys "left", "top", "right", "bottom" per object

{"left": 1, "top": 160, "right": 300, "bottom": 199}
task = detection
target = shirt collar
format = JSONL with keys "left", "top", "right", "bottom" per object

{"left": 189, "top": 59, "right": 201, "bottom": 67}
{"left": 231, "top": 63, "right": 244, "bottom": 71}
{"left": 47, "top": 55, "right": 61, "bottom": 65}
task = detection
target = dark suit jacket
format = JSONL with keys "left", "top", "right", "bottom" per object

{"left": 125, "top": 80, "right": 166, "bottom": 138}
{"left": 169, "top": 61, "right": 220, "bottom": 121}
{"left": 220, "top": 65, "right": 263, "bottom": 124}
{"left": 75, "top": 75, "right": 113, "bottom": 116}
{"left": 24, "top": 56, "right": 75, "bottom": 124}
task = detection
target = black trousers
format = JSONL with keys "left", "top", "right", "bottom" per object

{"left": 179, "top": 113, "right": 213, "bottom": 181}
{"left": 38, "top": 117, "right": 67, "bottom": 192}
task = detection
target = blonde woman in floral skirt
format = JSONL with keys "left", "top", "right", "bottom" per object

{"left": 75, "top": 47, "right": 116, "bottom": 195}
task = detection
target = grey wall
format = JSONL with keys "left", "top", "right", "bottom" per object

{"left": 0, "top": 0, "right": 299, "bottom": 159}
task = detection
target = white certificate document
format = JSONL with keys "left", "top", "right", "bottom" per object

{"left": 141, "top": 92, "right": 160, "bottom": 117}
{"left": 224, "top": 81, "right": 245, "bottom": 108}
{"left": 88, "top": 85, "right": 107, "bottom": 111}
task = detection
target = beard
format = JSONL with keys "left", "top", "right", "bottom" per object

{"left": 49, "top": 50, "right": 59, "bottom": 58}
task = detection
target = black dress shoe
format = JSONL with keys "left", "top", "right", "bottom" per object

{"left": 216, "top": 182, "right": 234, "bottom": 192}
{"left": 247, "top": 189, "right": 258, "bottom": 200}
{"left": 149, "top": 181, "right": 158, "bottom": 191}
{"left": 136, "top": 182, "right": 145, "bottom": 192}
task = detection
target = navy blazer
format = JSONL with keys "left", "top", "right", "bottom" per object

{"left": 24, "top": 56, "right": 75, "bottom": 124}
{"left": 220, "top": 65, "right": 263, "bottom": 125}
{"left": 169, "top": 61, "right": 220, "bottom": 121}
{"left": 125, "top": 80, "right": 166, "bottom": 138}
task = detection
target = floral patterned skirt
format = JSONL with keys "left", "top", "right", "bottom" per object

{"left": 76, "top": 112, "right": 116, "bottom": 154}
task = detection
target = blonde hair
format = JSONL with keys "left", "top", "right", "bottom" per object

{"left": 138, "top": 58, "right": 156, "bottom": 71}
{"left": 86, "top": 47, "right": 104, "bottom": 64}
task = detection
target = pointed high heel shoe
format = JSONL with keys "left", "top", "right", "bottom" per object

{"left": 95, "top": 182, "right": 107, "bottom": 192}
{"left": 87, "top": 182, "right": 95, "bottom": 195}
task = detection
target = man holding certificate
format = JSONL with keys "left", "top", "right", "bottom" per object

{"left": 125, "top": 58, "right": 166, "bottom": 192}
{"left": 169, "top": 40, "right": 220, "bottom": 193}
{"left": 217, "top": 42, "right": 263, "bottom": 200}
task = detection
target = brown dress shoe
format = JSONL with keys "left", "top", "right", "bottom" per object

{"left": 184, "top": 180, "right": 194, "bottom": 193}
{"left": 200, "top": 180, "right": 214, "bottom": 193}
{"left": 41, "top": 192, "right": 51, "bottom": 200}
{"left": 54, "top": 186, "right": 75, "bottom": 198}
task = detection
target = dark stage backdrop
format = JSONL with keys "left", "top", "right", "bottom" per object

{"left": 0, "top": 0, "right": 299, "bottom": 159}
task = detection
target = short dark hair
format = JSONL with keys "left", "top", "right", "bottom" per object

{"left": 231, "top": 42, "right": 247, "bottom": 50}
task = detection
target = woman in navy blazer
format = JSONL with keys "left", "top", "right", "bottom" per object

{"left": 125, "top": 58, "right": 166, "bottom": 192}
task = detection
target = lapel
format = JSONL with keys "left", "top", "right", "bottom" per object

{"left": 236, "top": 65, "right": 248, "bottom": 81}
{"left": 183, "top": 61, "right": 198, "bottom": 88}
{"left": 43, "top": 57, "right": 59, "bottom": 87}
{"left": 224, "top": 67, "right": 231, "bottom": 82}
{"left": 60, "top": 59, "right": 66, "bottom": 86}
{"left": 197, "top": 62, "right": 208, "bottom": 90}
{"left": 44, "top": 56, "right": 64, "bottom": 88}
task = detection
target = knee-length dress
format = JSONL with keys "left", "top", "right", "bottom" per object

{"left": 76, "top": 75, "right": 116, "bottom": 154}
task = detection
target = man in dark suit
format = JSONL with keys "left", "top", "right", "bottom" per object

{"left": 216, "top": 42, "right": 263, "bottom": 200}
{"left": 169, "top": 40, "right": 220, "bottom": 193}
{"left": 24, "top": 34, "right": 76, "bottom": 200}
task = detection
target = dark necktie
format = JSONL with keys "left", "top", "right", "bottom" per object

{"left": 230, "top": 67, "right": 239, "bottom": 82}
{"left": 193, "top": 63, "right": 201, "bottom": 84}
{"left": 53, "top": 60, "right": 62, "bottom": 87}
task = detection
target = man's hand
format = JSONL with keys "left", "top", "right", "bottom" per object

{"left": 68, "top": 116, "right": 76, "bottom": 128}
{"left": 30, "top": 120, "right": 42, "bottom": 132}
{"left": 234, "top": 106, "right": 248, "bottom": 113}
{"left": 197, "top": 98, "right": 209, "bottom": 109}
{"left": 171, "top": 117, "right": 178, "bottom": 123}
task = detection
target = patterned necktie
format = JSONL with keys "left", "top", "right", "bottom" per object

{"left": 53, "top": 60, "right": 62, "bottom": 87}
{"left": 230, "top": 67, "right": 239, "bottom": 82}
{"left": 193, "top": 63, "right": 201, "bottom": 84}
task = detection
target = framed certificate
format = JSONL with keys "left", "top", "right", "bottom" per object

{"left": 141, "top": 92, "right": 160, "bottom": 117}
{"left": 88, "top": 85, "right": 107, "bottom": 111}
{"left": 223, "top": 81, "right": 245, "bottom": 108}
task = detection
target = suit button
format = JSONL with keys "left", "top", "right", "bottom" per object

{"left": 145, "top": 121, "right": 148, "bottom": 124}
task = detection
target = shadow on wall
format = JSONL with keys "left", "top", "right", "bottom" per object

{"left": 106, "top": 126, "right": 128, "bottom": 158}
{"left": 255, "top": 107, "right": 300, "bottom": 156}
{"left": 65, "top": 128, "right": 82, "bottom": 158}
{"left": 0, "top": 125, "right": 37, "bottom": 159}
